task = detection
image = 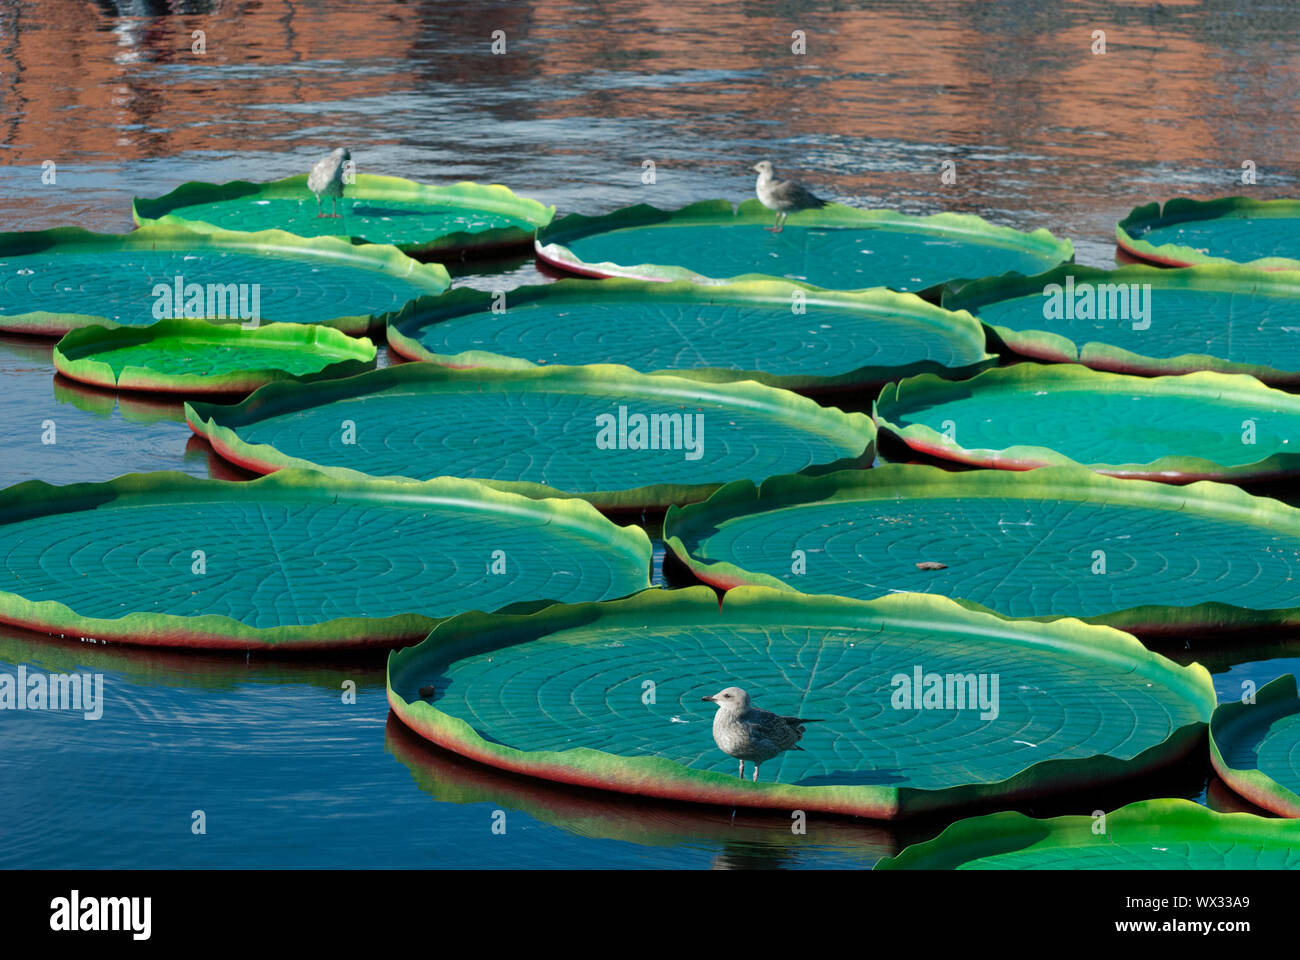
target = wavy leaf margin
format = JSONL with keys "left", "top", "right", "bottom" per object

{"left": 388, "top": 584, "right": 1213, "bottom": 820}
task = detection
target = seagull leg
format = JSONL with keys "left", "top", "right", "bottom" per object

{"left": 737, "top": 759, "right": 745, "bottom": 779}
{"left": 766, "top": 212, "right": 781, "bottom": 233}
{"left": 315, "top": 195, "right": 326, "bottom": 219}
{"left": 752, "top": 763, "right": 760, "bottom": 782}
{"left": 330, "top": 196, "right": 341, "bottom": 219}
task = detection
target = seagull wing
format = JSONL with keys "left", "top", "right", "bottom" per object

{"left": 307, "top": 156, "right": 332, "bottom": 194}
{"left": 771, "top": 178, "right": 827, "bottom": 209}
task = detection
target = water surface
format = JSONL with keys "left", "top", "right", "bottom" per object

{"left": 2, "top": 0, "right": 1298, "bottom": 868}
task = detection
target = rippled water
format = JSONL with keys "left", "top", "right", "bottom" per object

{"left": 2, "top": 0, "right": 1298, "bottom": 868}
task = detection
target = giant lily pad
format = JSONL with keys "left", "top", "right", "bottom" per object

{"left": 535, "top": 199, "right": 1074, "bottom": 294}
{"left": 185, "top": 363, "right": 875, "bottom": 510}
{"left": 876, "top": 798, "right": 1300, "bottom": 869}
{"left": 385, "top": 277, "right": 994, "bottom": 392}
{"left": 874, "top": 364, "right": 1300, "bottom": 483}
{"left": 0, "top": 469, "right": 651, "bottom": 650}
{"left": 1210, "top": 674, "right": 1300, "bottom": 817}
{"left": 387, "top": 586, "right": 1213, "bottom": 819}
{"left": 1118, "top": 197, "right": 1300, "bottom": 269}
{"left": 664, "top": 463, "right": 1300, "bottom": 634}
{"left": 53, "top": 319, "right": 377, "bottom": 396}
{"left": 943, "top": 263, "right": 1300, "bottom": 385}
{"left": 0, "top": 222, "right": 450, "bottom": 337}
{"left": 133, "top": 174, "right": 554, "bottom": 259}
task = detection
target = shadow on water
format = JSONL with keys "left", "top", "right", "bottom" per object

{"left": 384, "top": 712, "right": 903, "bottom": 868}
{"left": 384, "top": 708, "right": 1227, "bottom": 869}
{"left": 0, "top": 619, "right": 388, "bottom": 693}
{"left": 3, "top": 0, "right": 1298, "bottom": 867}
{"left": 51, "top": 372, "right": 187, "bottom": 425}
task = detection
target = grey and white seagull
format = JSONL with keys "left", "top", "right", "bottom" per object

{"left": 752, "top": 160, "right": 827, "bottom": 233}
{"left": 308, "top": 147, "right": 350, "bottom": 219}
{"left": 702, "top": 686, "right": 824, "bottom": 782}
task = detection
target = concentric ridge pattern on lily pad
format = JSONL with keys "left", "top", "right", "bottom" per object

{"left": 876, "top": 798, "right": 1300, "bottom": 869}
{"left": 387, "top": 586, "right": 1213, "bottom": 819}
{"left": 664, "top": 463, "right": 1300, "bottom": 634}
{"left": 1117, "top": 197, "right": 1300, "bottom": 270}
{"left": 385, "top": 277, "right": 995, "bottom": 391}
{"left": 874, "top": 363, "right": 1300, "bottom": 482}
{"left": 0, "top": 469, "right": 651, "bottom": 650}
{"left": 0, "top": 221, "right": 449, "bottom": 336}
{"left": 943, "top": 262, "right": 1300, "bottom": 385}
{"left": 185, "top": 362, "right": 876, "bottom": 509}
{"left": 535, "top": 199, "right": 1073, "bottom": 294}
{"left": 133, "top": 174, "right": 554, "bottom": 258}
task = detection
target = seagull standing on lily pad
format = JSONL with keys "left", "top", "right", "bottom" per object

{"left": 308, "top": 147, "right": 351, "bottom": 218}
{"left": 752, "top": 160, "right": 827, "bottom": 233}
{"left": 703, "top": 686, "right": 824, "bottom": 782}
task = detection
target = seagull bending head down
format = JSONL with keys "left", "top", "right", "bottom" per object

{"left": 308, "top": 147, "right": 351, "bottom": 219}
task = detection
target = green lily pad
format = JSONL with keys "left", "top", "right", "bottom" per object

{"left": 385, "top": 277, "right": 995, "bottom": 392}
{"left": 664, "top": 463, "right": 1300, "bottom": 633}
{"left": 133, "top": 174, "right": 554, "bottom": 258}
{"left": 875, "top": 364, "right": 1300, "bottom": 482}
{"left": 535, "top": 199, "right": 1074, "bottom": 295}
{"left": 185, "top": 363, "right": 875, "bottom": 510}
{"left": 387, "top": 586, "right": 1213, "bottom": 819}
{"left": 876, "top": 798, "right": 1300, "bottom": 869}
{"left": 0, "top": 222, "right": 450, "bottom": 337}
{"left": 0, "top": 469, "right": 651, "bottom": 650}
{"left": 53, "top": 319, "right": 377, "bottom": 396}
{"left": 1210, "top": 674, "right": 1300, "bottom": 817}
{"left": 1118, "top": 197, "right": 1300, "bottom": 269}
{"left": 944, "top": 263, "right": 1300, "bottom": 385}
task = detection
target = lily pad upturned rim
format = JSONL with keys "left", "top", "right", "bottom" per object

{"left": 0, "top": 221, "right": 451, "bottom": 337}
{"left": 875, "top": 797, "right": 1297, "bottom": 869}
{"left": 53, "top": 318, "right": 378, "bottom": 396}
{"left": 943, "top": 261, "right": 1300, "bottom": 383}
{"left": 185, "top": 361, "right": 877, "bottom": 510}
{"left": 1210, "top": 674, "right": 1300, "bottom": 817}
{"left": 0, "top": 468, "right": 652, "bottom": 651}
{"left": 534, "top": 198, "right": 1075, "bottom": 294}
{"left": 1116, "top": 196, "right": 1300, "bottom": 270}
{"left": 387, "top": 584, "right": 1213, "bottom": 820}
{"left": 663, "top": 462, "right": 1300, "bottom": 635}
{"left": 385, "top": 275, "right": 997, "bottom": 391}
{"left": 132, "top": 173, "right": 556, "bottom": 257}
{"left": 874, "top": 363, "right": 1300, "bottom": 483}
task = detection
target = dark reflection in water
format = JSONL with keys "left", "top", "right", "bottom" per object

{"left": 0, "top": 0, "right": 1298, "bottom": 867}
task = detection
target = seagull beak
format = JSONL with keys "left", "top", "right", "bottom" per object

{"left": 701, "top": 695, "right": 716, "bottom": 702}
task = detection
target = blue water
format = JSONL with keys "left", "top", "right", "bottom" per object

{"left": 2, "top": 0, "right": 1299, "bottom": 868}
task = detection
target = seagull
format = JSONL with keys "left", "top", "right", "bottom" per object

{"left": 308, "top": 147, "right": 350, "bottom": 218}
{"left": 702, "top": 686, "right": 824, "bottom": 782}
{"left": 752, "top": 160, "right": 828, "bottom": 233}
